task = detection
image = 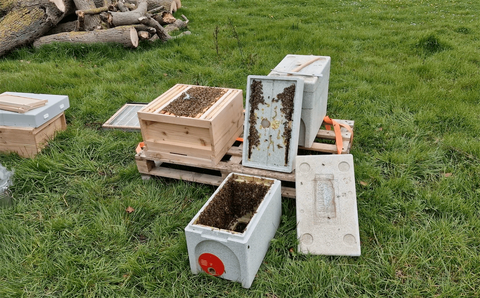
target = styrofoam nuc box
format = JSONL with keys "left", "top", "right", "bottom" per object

{"left": 185, "top": 173, "right": 282, "bottom": 288}
{"left": 0, "top": 92, "right": 70, "bottom": 127}
{"left": 269, "top": 55, "right": 331, "bottom": 147}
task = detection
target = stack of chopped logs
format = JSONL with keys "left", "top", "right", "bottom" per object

{"left": 0, "top": 0, "right": 188, "bottom": 57}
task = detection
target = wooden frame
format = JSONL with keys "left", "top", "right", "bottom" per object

{"left": 0, "top": 93, "right": 47, "bottom": 113}
{"left": 102, "top": 103, "right": 146, "bottom": 131}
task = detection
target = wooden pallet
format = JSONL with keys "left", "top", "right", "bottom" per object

{"left": 135, "top": 119, "right": 354, "bottom": 198}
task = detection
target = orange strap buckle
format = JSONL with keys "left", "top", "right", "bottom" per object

{"left": 136, "top": 142, "right": 145, "bottom": 154}
{"left": 323, "top": 116, "right": 354, "bottom": 154}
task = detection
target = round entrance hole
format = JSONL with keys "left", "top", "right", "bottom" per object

{"left": 261, "top": 118, "right": 271, "bottom": 128}
{"left": 198, "top": 253, "right": 225, "bottom": 276}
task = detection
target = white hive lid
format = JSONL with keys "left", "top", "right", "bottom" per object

{"left": 295, "top": 154, "right": 361, "bottom": 256}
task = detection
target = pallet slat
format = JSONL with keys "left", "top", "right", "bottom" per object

{"left": 136, "top": 120, "right": 354, "bottom": 198}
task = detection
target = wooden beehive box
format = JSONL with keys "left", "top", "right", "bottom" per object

{"left": 0, "top": 112, "right": 67, "bottom": 158}
{"left": 138, "top": 84, "right": 244, "bottom": 166}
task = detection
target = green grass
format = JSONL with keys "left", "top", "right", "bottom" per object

{"left": 1, "top": 0, "right": 480, "bottom": 296}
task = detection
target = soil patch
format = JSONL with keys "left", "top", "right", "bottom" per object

{"left": 195, "top": 175, "right": 272, "bottom": 233}
{"left": 162, "top": 86, "right": 226, "bottom": 117}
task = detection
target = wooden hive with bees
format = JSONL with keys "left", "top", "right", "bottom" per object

{"left": 137, "top": 84, "right": 244, "bottom": 166}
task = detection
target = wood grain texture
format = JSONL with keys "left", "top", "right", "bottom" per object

{"left": 0, "top": 113, "right": 66, "bottom": 158}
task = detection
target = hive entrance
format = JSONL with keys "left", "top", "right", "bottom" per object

{"left": 195, "top": 175, "right": 272, "bottom": 233}
{"left": 161, "top": 86, "right": 226, "bottom": 118}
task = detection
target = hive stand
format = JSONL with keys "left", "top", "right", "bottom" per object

{"left": 135, "top": 120, "right": 354, "bottom": 198}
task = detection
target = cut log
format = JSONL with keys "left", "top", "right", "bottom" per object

{"left": 33, "top": 26, "right": 139, "bottom": 48}
{"left": 174, "top": 0, "right": 181, "bottom": 9}
{"left": 147, "top": 6, "right": 166, "bottom": 14}
{"left": 165, "top": 14, "right": 188, "bottom": 33}
{"left": 132, "top": 25, "right": 156, "bottom": 34}
{"left": 73, "top": 0, "right": 102, "bottom": 30}
{"left": 106, "top": 0, "right": 148, "bottom": 27}
{"left": 138, "top": 16, "right": 171, "bottom": 41}
{"left": 154, "top": 11, "right": 176, "bottom": 25}
{"left": 138, "top": 31, "right": 151, "bottom": 40}
{"left": 93, "top": 0, "right": 112, "bottom": 7}
{"left": 126, "top": 0, "right": 179, "bottom": 13}
{"left": 77, "top": 6, "right": 110, "bottom": 15}
{"left": 0, "top": 0, "right": 72, "bottom": 57}
{"left": 51, "top": 0, "right": 76, "bottom": 14}
{"left": 116, "top": 1, "right": 129, "bottom": 12}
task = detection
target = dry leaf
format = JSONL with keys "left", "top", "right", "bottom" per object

{"left": 360, "top": 181, "right": 368, "bottom": 186}
{"left": 378, "top": 127, "right": 383, "bottom": 131}
{"left": 289, "top": 248, "right": 294, "bottom": 253}
{"left": 126, "top": 206, "right": 135, "bottom": 213}
{"left": 444, "top": 173, "right": 453, "bottom": 177}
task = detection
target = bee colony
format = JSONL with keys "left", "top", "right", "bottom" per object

{"left": 137, "top": 84, "right": 244, "bottom": 166}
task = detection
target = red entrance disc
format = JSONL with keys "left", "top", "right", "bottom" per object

{"left": 198, "top": 253, "right": 225, "bottom": 276}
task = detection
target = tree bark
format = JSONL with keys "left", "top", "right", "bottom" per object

{"left": 138, "top": 16, "right": 171, "bottom": 41}
{"left": 93, "top": 0, "right": 112, "bottom": 7}
{"left": 33, "top": 26, "right": 139, "bottom": 48}
{"left": 73, "top": 0, "right": 102, "bottom": 30}
{"left": 0, "top": 0, "right": 71, "bottom": 57}
{"left": 154, "top": 11, "right": 176, "bottom": 25}
{"left": 49, "top": 0, "right": 76, "bottom": 14}
{"left": 46, "top": 21, "right": 78, "bottom": 35}
{"left": 164, "top": 14, "right": 188, "bottom": 33}
{"left": 137, "top": 31, "right": 151, "bottom": 40}
{"left": 126, "top": 0, "right": 179, "bottom": 13}
{"left": 106, "top": 0, "right": 148, "bottom": 27}
{"left": 116, "top": 1, "right": 129, "bottom": 12}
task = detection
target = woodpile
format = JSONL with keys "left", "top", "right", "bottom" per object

{"left": 0, "top": 0, "right": 188, "bottom": 57}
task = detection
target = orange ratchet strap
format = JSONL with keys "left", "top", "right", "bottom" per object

{"left": 236, "top": 116, "right": 353, "bottom": 155}
{"left": 323, "top": 116, "right": 354, "bottom": 154}
{"left": 135, "top": 142, "right": 145, "bottom": 154}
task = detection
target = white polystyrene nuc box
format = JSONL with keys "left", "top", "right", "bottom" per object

{"left": 269, "top": 55, "right": 331, "bottom": 147}
{"left": 185, "top": 173, "right": 282, "bottom": 288}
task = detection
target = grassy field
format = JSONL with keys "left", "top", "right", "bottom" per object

{"left": 1, "top": 0, "right": 480, "bottom": 296}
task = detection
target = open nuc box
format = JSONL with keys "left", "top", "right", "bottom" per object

{"left": 185, "top": 173, "right": 282, "bottom": 288}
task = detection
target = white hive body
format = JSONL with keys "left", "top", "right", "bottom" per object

{"left": 185, "top": 173, "right": 282, "bottom": 288}
{"left": 242, "top": 75, "right": 304, "bottom": 173}
{"left": 269, "top": 55, "right": 331, "bottom": 147}
{"left": 295, "top": 154, "right": 361, "bottom": 256}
